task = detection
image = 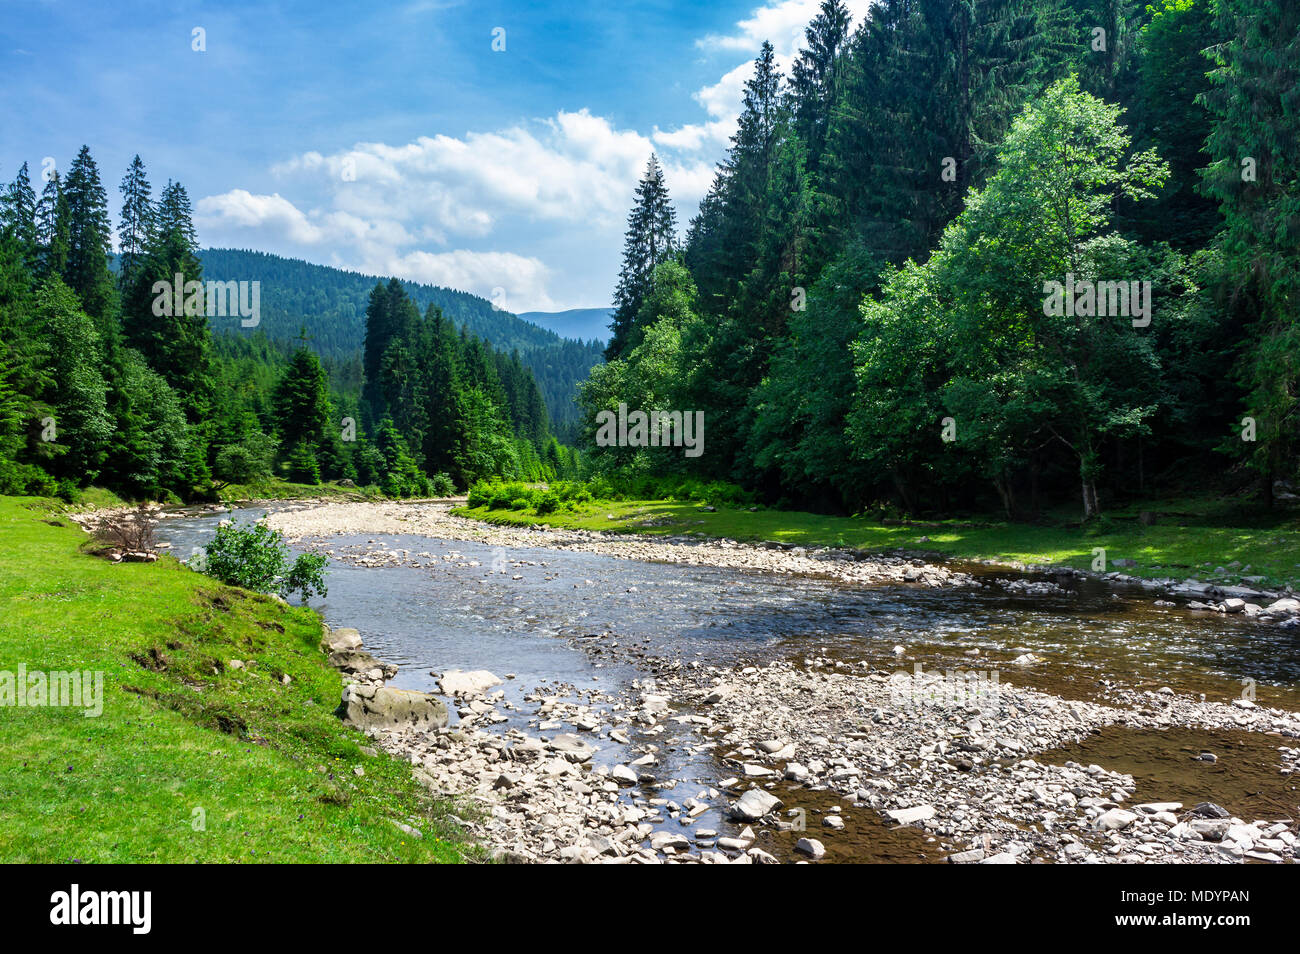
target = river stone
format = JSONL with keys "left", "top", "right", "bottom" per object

{"left": 325, "top": 627, "right": 363, "bottom": 652}
{"left": 1094, "top": 808, "right": 1138, "bottom": 831}
{"left": 730, "top": 788, "right": 782, "bottom": 821}
{"left": 1136, "top": 802, "right": 1182, "bottom": 814}
{"left": 885, "top": 805, "right": 936, "bottom": 825}
{"left": 650, "top": 831, "right": 690, "bottom": 852}
{"left": 611, "top": 764, "right": 639, "bottom": 785}
{"left": 336, "top": 685, "right": 448, "bottom": 731}
{"left": 439, "top": 669, "right": 503, "bottom": 696}
{"left": 329, "top": 649, "right": 397, "bottom": 679}
{"left": 795, "top": 837, "right": 826, "bottom": 859}
{"left": 548, "top": 733, "right": 595, "bottom": 762}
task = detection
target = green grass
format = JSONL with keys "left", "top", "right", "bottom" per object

{"left": 456, "top": 495, "right": 1300, "bottom": 590}
{"left": 0, "top": 496, "right": 470, "bottom": 863}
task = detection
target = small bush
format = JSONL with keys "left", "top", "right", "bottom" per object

{"left": 200, "top": 520, "right": 329, "bottom": 602}
{"left": 428, "top": 472, "right": 455, "bottom": 497}
{"left": 93, "top": 505, "right": 156, "bottom": 552}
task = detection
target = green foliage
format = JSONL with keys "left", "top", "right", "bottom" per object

{"left": 200, "top": 519, "right": 329, "bottom": 602}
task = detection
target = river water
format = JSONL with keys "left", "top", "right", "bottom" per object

{"left": 151, "top": 503, "right": 1300, "bottom": 861}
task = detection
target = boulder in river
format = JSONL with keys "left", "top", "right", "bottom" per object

{"left": 438, "top": 669, "right": 504, "bottom": 697}
{"left": 324, "top": 626, "right": 363, "bottom": 652}
{"left": 336, "top": 684, "right": 448, "bottom": 731}
{"left": 729, "top": 788, "right": 782, "bottom": 821}
{"left": 329, "top": 649, "right": 397, "bottom": 679}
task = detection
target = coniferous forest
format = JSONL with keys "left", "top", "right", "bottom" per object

{"left": 582, "top": 0, "right": 1298, "bottom": 520}
{"left": 0, "top": 152, "right": 582, "bottom": 501}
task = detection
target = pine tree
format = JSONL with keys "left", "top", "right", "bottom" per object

{"left": 361, "top": 278, "right": 417, "bottom": 423}
{"left": 788, "top": 0, "right": 852, "bottom": 172}
{"left": 606, "top": 153, "right": 678, "bottom": 359}
{"left": 272, "top": 345, "right": 335, "bottom": 470}
{"left": 35, "top": 172, "right": 70, "bottom": 281}
{"left": 122, "top": 177, "right": 212, "bottom": 424}
{"left": 155, "top": 179, "right": 198, "bottom": 249}
{"left": 1199, "top": 0, "right": 1300, "bottom": 506}
{"left": 61, "top": 146, "right": 119, "bottom": 332}
{"left": 118, "top": 155, "right": 154, "bottom": 286}
{"left": 1, "top": 163, "right": 38, "bottom": 269}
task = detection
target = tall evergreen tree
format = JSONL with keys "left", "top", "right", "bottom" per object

{"left": 118, "top": 155, "right": 154, "bottom": 287}
{"left": 606, "top": 153, "right": 678, "bottom": 359}
{"left": 34, "top": 172, "right": 70, "bottom": 283}
{"left": 1199, "top": 0, "right": 1300, "bottom": 506}
{"left": 1, "top": 163, "right": 38, "bottom": 268}
{"left": 788, "top": 0, "right": 852, "bottom": 173}
{"left": 61, "top": 146, "right": 119, "bottom": 335}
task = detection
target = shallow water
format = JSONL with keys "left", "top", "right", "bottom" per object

{"left": 152, "top": 503, "right": 1300, "bottom": 861}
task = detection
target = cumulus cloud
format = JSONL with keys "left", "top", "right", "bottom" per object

{"left": 195, "top": 109, "right": 722, "bottom": 311}
{"left": 193, "top": 2, "right": 882, "bottom": 312}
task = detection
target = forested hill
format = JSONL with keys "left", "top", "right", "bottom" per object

{"left": 197, "top": 248, "right": 603, "bottom": 428}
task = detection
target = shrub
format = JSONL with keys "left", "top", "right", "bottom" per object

{"left": 93, "top": 505, "right": 156, "bottom": 552}
{"left": 200, "top": 520, "right": 329, "bottom": 602}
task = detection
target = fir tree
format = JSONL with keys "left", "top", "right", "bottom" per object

{"left": 606, "top": 153, "right": 678, "bottom": 359}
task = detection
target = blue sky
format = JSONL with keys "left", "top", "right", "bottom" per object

{"left": 1, "top": 0, "right": 876, "bottom": 311}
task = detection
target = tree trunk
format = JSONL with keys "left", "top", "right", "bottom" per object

{"left": 890, "top": 469, "right": 917, "bottom": 516}
{"left": 992, "top": 476, "right": 1013, "bottom": 519}
{"left": 1081, "top": 478, "right": 1100, "bottom": 520}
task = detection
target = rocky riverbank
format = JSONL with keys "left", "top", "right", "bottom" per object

{"left": 263, "top": 500, "right": 972, "bottom": 588}
{"left": 326, "top": 618, "right": 1299, "bottom": 864}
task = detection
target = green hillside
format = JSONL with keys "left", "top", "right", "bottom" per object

{"left": 197, "top": 249, "right": 602, "bottom": 429}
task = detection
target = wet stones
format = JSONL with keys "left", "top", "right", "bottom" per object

{"left": 730, "top": 788, "right": 782, "bottom": 821}
{"left": 439, "top": 669, "right": 504, "bottom": 697}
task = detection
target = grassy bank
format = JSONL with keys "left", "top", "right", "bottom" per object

{"left": 0, "top": 495, "right": 468, "bottom": 863}
{"left": 455, "top": 495, "right": 1300, "bottom": 591}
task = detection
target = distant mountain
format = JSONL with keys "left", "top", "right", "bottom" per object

{"left": 195, "top": 249, "right": 602, "bottom": 429}
{"left": 517, "top": 308, "right": 612, "bottom": 345}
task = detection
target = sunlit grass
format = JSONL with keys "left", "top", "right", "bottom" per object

{"left": 0, "top": 496, "right": 469, "bottom": 863}
{"left": 456, "top": 496, "right": 1300, "bottom": 589}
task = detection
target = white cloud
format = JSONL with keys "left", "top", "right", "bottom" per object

{"left": 696, "top": 0, "right": 824, "bottom": 55}
{"left": 691, "top": 0, "right": 877, "bottom": 129}
{"left": 192, "top": 2, "right": 885, "bottom": 313}
{"left": 196, "top": 109, "right": 720, "bottom": 312}
{"left": 375, "top": 249, "right": 560, "bottom": 313}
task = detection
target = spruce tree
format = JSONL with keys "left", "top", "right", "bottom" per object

{"left": 606, "top": 153, "right": 678, "bottom": 360}
{"left": 118, "top": 155, "right": 154, "bottom": 287}
{"left": 61, "top": 146, "right": 119, "bottom": 333}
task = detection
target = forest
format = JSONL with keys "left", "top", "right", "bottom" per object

{"left": 581, "top": 0, "right": 1298, "bottom": 519}
{"left": 0, "top": 150, "right": 577, "bottom": 501}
